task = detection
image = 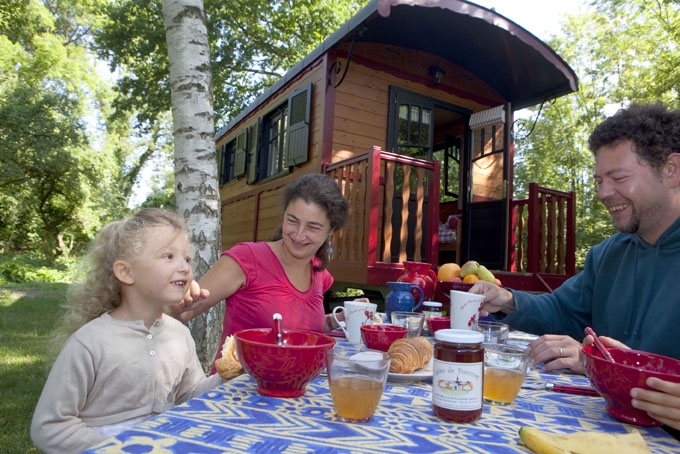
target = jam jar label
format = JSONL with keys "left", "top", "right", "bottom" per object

{"left": 433, "top": 359, "right": 483, "bottom": 410}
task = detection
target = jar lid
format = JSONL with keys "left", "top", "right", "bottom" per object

{"left": 423, "top": 301, "right": 442, "bottom": 308}
{"left": 434, "top": 329, "right": 484, "bottom": 343}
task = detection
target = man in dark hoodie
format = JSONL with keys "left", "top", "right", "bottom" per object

{"left": 471, "top": 103, "right": 680, "bottom": 430}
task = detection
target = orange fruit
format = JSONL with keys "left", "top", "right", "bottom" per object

{"left": 462, "top": 274, "right": 480, "bottom": 284}
{"left": 437, "top": 263, "right": 461, "bottom": 281}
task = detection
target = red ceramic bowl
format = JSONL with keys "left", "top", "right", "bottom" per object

{"left": 360, "top": 324, "right": 407, "bottom": 351}
{"left": 426, "top": 316, "right": 451, "bottom": 335}
{"left": 583, "top": 345, "right": 680, "bottom": 426}
{"left": 235, "top": 328, "right": 335, "bottom": 398}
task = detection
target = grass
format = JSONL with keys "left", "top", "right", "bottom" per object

{"left": 0, "top": 282, "right": 66, "bottom": 452}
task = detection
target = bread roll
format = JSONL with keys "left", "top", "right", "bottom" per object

{"left": 214, "top": 335, "right": 243, "bottom": 380}
{"left": 387, "top": 337, "right": 432, "bottom": 374}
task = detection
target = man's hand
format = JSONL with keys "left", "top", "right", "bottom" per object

{"left": 468, "top": 281, "right": 515, "bottom": 315}
{"left": 583, "top": 334, "right": 628, "bottom": 350}
{"left": 580, "top": 334, "right": 629, "bottom": 373}
{"left": 631, "top": 378, "right": 680, "bottom": 430}
{"left": 530, "top": 334, "right": 584, "bottom": 373}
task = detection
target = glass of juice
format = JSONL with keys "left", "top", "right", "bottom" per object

{"left": 483, "top": 343, "right": 530, "bottom": 406}
{"left": 325, "top": 349, "right": 391, "bottom": 422}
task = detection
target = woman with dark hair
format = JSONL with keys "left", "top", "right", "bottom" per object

{"left": 174, "top": 173, "right": 349, "bottom": 369}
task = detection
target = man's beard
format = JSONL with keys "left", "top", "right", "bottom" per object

{"left": 613, "top": 211, "right": 639, "bottom": 234}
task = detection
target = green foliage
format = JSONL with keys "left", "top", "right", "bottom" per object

{"left": 0, "top": 282, "right": 66, "bottom": 452}
{"left": 96, "top": 0, "right": 365, "bottom": 130}
{"left": 0, "top": 84, "right": 113, "bottom": 256}
{"left": 513, "top": 0, "right": 680, "bottom": 268}
{"left": 334, "top": 287, "right": 365, "bottom": 298}
{"left": 0, "top": 0, "right": 129, "bottom": 257}
{"left": 95, "top": 0, "right": 169, "bottom": 132}
{"left": 0, "top": 253, "right": 74, "bottom": 284}
{"left": 139, "top": 161, "right": 175, "bottom": 210}
{"left": 0, "top": 262, "right": 67, "bottom": 284}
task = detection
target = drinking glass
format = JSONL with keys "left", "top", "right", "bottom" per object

{"left": 477, "top": 320, "right": 509, "bottom": 344}
{"left": 390, "top": 311, "right": 425, "bottom": 337}
{"left": 325, "top": 349, "right": 391, "bottom": 422}
{"left": 483, "top": 343, "right": 530, "bottom": 406}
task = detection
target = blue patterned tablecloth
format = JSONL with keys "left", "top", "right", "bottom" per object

{"left": 87, "top": 336, "right": 679, "bottom": 453}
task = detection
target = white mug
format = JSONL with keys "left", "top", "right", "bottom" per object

{"left": 449, "top": 290, "right": 485, "bottom": 330}
{"left": 332, "top": 300, "right": 377, "bottom": 344}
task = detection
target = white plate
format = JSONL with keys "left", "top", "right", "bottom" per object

{"left": 388, "top": 357, "right": 433, "bottom": 382}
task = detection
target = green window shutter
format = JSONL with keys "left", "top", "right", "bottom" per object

{"left": 246, "top": 122, "right": 260, "bottom": 184}
{"left": 285, "top": 84, "right": 311, "bottom": 166}
{"left": 233, "top": 130, "right": 247, "bottom": 178}
{"left": 217, "top": 143, "right": 226, "bottom": 185}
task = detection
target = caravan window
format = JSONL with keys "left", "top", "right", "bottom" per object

{"left": 263, "top": 104, "right": 288, "bottom": 179}
{"left": 245, "top": 84, "right": 311, "bottom": 184}
{"left": 219, "top": 141, "right": 235, "bottom": 185}
{"left": 219, "top": 130, "right": 247, "bottom": 185}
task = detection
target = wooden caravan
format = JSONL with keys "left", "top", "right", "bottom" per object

{"left": 215, "top": 0, "right": 579, "bottom": 293}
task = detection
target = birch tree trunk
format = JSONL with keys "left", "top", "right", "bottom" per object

{"left": 163, "top": 0, "right": 223, "bottom": 371}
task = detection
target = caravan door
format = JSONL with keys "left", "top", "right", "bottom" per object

{"left": 461, "top": 105, "right": 511, "bottom": 270}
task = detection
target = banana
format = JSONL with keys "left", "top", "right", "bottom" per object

{"left": 518, "top": 427, "right": 651, "bottom": 454}
{"left": 476, "top": 265, "right": 496, "bottom": 283}
{"left": 459, "top": 260, "right": 479, "bottom": 278}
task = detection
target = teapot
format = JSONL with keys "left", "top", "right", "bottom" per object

{"left": 385, "top": 281, "right": 424, "bottom": 321}
{"left": 397, "top": 261, "right": 437, "bottom": 304}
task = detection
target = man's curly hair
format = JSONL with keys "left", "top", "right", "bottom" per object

{"left": 588, "top": 102, "right": 680, "bottom": 174}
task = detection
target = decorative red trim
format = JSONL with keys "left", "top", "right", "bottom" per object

{"left": 367, "top": 147, "right": 382, "bottom": 267}
{"left": 428, "top": 159, "right": 441, "bottom": 264}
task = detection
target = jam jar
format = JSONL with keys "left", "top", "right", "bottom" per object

{"left": 432, "top": 329, "right": 484, "bottom": 422}
{"left": 422, "top": 301, "right": 443, "bottom": 318}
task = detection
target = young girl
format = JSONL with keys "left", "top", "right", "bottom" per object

{"left": 31, "top": 208, "right": 222, "bottom": 453}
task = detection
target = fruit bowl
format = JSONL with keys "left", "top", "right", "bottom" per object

{"left": 360, "top": 324, "right": 407, "bottom": 351}
{"left": 434, "top": 281, "right": 473, "bottom": 310}
{"left": 583, "top": 345, "right": 680, "bottom": 426}
{"left": 438, "top": 281, "right": 474, "bottom": 292}
{"left": 235, "top": 328, "right": 335, "bottom": 398}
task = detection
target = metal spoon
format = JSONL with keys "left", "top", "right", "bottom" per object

{"left": 273, "top": 313, "right": 283, "bottom": 346}
{"left": 584, "top": 326, "right": 615, "bottom": 363}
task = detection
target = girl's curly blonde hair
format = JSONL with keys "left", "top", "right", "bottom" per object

{"left": 51, "top": 208, "right": 186, "bottom": 353}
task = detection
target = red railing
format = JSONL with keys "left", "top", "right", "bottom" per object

{"left": 324, "top": 148, "right": 575, "bottom": 290}
{"left": 511, "top": 183, "right": 576, "bottom": 276}
{"left": 324, "top": 146, "right": 440, "bottom": 285}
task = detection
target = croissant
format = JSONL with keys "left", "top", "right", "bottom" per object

{"left": 387, "top": 337, "right": 433, "bottom": 374}
{"left": 214, "top": 335, "right": 243, "bottom": 380}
